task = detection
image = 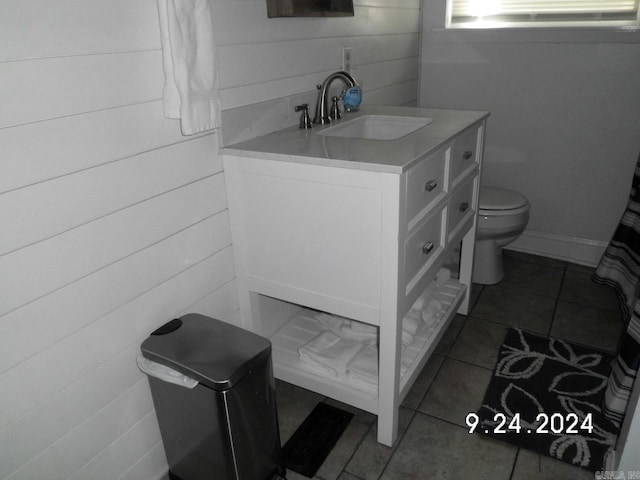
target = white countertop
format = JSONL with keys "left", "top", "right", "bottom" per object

{"left": 221, "top": 105, "right": 489, "bottom": 174}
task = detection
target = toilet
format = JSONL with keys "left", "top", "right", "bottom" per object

{"left": 473, "top": 186, "right": 530, "bottom": 285}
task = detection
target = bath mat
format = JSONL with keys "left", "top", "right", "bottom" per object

{"left": 282, "top": 402, "right": 353, "bottom": 478}
{"left": 476, "top": 328, "right": 619, "bottom": 472}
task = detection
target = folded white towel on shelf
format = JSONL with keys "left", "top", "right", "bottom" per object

{"left": 435, "top": 267, "right": 451, "bottom": 286}
{"left": 346, "top": 344, "right": 379, "bottom": 385}
{"left": 298, "top": 331, "right": 364, "bottom": 377}
{"left": 347, "top": 344, "right": 410, "bottom": 389}
{"left": 315, "top": 313, "right": 348, "bottom": 337}
{"left": 340, "top": 320, "right": 378, "bottom": 344}
{"left": 411, "top": 281, "right": 440, "bottom": 312}
{"left": 402, "top": 311, "right": 422, "bottom": 346}
{"left": 315, "top": 313, "right": 377, "bottom": 344}
{"left": 422, "top": 299, "right": 444, "bottom": 327}
{"left": 347, "top": 320, "right": 378, "bottom": 333}
{"left": 157, "top": 0, "right": 221, "bottom": 135}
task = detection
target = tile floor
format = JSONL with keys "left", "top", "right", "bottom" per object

{"left": 275, "top": 251, "right": 625, "bottom": 480}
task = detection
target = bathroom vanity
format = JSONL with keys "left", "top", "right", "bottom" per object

{"left": 222, "top": 105, "right": 488, "bottom": 446}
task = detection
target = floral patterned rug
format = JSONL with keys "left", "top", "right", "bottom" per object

{"left": 476, "top": 328, "right": 619, "bottom": 472}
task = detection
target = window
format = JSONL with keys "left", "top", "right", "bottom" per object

{"left": 446, "top": 0, "right": 640, "bottom": 28}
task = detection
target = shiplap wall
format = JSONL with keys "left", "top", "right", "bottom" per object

{"left": 0, "top": 0, "right": 420, "bottom": 478}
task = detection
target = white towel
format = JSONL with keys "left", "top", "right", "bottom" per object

{"left": 315, "top": 313, "right": 347, "bottom": 338}
{"left": 402, "top": 310, "right": 422, "bottom": 346}
{"left": 315, "top": 313, "right": 377, "bottom": 344}
{"left": 422, "top": 299, "right": 444, "bottom": 328}
{"left": 411, "top": 284, "right": 438, "bottom": 312}
{"left": 157, "top": 0, "right": 221, "bottom": 135}
{"left": 347, "top": 344, "right": 410, "bottom": 389}
{"left": 435, "top": 267, "right": 451, "bottom": 286}
{"left": 340, "top": 320, "right": 378, "bottom": 344}
{"left": 298, "top": 331, "right": 363, "bottom": 377}
{"left": 346, "top": 344, "right": 379, "bottom": 385}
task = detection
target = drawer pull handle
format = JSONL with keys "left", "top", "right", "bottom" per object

{"left": 463, "top": 150, "right": 473, "bottom": 160}
{"left": 424, "top": 179, "right": 438, "bottom": 192}
{"left": 459, "top": 202, "right": 469, "bottom": 212}
{"left": 422, "top": 241, "right": 435, "bottom": 255}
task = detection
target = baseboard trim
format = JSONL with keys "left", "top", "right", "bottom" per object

{"left": 505, "top": 229, "right": 607, "bottom": 268}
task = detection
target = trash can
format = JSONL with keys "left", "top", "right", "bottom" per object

{"left": 138, "top": 313, "right": 285, "bottom": 480}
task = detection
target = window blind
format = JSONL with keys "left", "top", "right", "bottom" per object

{"left": 447, "top": 0, "right": 640, "bottom": 27}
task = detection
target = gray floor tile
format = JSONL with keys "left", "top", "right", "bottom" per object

{"left": 550, "top": 300, "right": 624, "bottom": 353}
{"left": 471, "top": 285, "right": 556, "bottom": 335}
{"left": 418, "top": 358, "right": 493, "bottom": 427}
{"left": 433, "top": 314, "right": 466, "bottom": 356}
{"left": 401, "top": 353, "right": 444, "bottom": 410}
{"left": 504, "top": 250, "right": 567, "bottom": 270}
{"left": 560, "top": 269, "right": 620, "bottom": 312}
{"left": 315, "top": 414, "right": 372, "bottom": 480}
{"left": 345, "top": 408, "right": 414, "bottom": 480}
{"left": 275, "top": 380, "right": 326, "bottom": 443}
{"left": 511, "top": 449, "right": 594, "bottom": 480}
{"left": 500, "top": 257, "right": 565, "bottom": 298}
{"left": 469, "top": 283, "right": 484, "bottom": 310}
{"left": 380, "top": 414, "right": 517, "bottom": 480}
{"left": 566, "top": 262, "right": 597, "bottom": 274}
{"left": 285, "top": 468, "right": 323, "bottom": 480}
{"left": 448, "top": 316, "right": 508, "bottom": 369}
{"left": 338, "top": 472, "right": 365, "bottom": 480}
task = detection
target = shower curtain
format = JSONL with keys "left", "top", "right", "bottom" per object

{"left": 593, "top": 152, "right": 640, "bottom": 427}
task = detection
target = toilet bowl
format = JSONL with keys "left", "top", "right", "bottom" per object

{"left": 473, "top": 186, "right": 530, "bottom": 285}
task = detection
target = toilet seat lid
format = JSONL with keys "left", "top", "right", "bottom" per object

{"left": 479, "top": 186, "right": 528, "bottom": 211}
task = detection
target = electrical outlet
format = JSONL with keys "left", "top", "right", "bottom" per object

{"left": 341, "top": 46, "right": 352, "bottom": 73}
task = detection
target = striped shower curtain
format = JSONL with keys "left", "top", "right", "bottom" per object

{"left": 593, "top": 153, "right": 640, "bottom": 427}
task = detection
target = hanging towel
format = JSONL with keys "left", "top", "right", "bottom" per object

{"left": 593, "top": 152, "right": 640, "bottom": 427}
{"left": 298, "top": 331, "right": 364, "bottom": 377}
{"left": 157, "top": 0, "right": 221, "bottom": 135}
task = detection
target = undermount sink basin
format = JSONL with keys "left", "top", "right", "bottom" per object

{"left": 316, "top": 115, "right": 433, "bottom": 141}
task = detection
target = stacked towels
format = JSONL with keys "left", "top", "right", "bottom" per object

{"left": 316, "top": 313, "right": 377, "bottom": 344}
{"left": 298, "top": 330, "right": 363, "bottom": 378}
{"left": 346, "top": 344, "right": 410, "bottom": 392}
{"left": 298, "top": 270, "right": 452, "bottom": 389}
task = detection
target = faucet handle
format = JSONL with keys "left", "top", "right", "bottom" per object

{"left": 329, "top": 96, "right": 341, "bottom": 120}
{"left": 294, "top": 104, "right": 312, "bottom": 129}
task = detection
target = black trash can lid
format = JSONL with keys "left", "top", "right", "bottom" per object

{"left": 140, "top": 313, "right": 272, "bottom": 391}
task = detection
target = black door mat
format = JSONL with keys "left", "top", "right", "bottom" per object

{"left": 282, "top": 402, "right": 354, "bottom": 478}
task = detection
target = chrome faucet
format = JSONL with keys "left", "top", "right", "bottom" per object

{"left": 313, "top": 71, "right": 358, "bottom": 125}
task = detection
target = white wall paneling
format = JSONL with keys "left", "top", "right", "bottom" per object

{"left": 1, "top": 135, "right": 221, "bottom": 255}
{"left": 0, "top": 102, "right": 205, "bottom": 194}
{"left": 0, "top": 212, "right": 231, "bottom": 374}
{"left": 0, "top": 0, "right": 159, "bottom": 61}
{"left": 1, "top": 175, "right": 227, "bottom": 317}
{"left": 0, "top": 52, "right": 163, "bottom": 129}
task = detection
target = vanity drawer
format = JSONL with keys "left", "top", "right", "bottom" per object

{"left": 450, "top": 127, "right": 479, "bottom": 184}
{"left": 405, "top": 148, "right": 447, "bottom": 227}
{"left": 447, "top": 176, "right": 475, "bottom": 242}
{"left": 404, "top": 208, "right": 445, "bottom": 291}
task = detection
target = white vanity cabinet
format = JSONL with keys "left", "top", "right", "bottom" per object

{"left": 222, "top": 107, "right": 488, "bottom": 446}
